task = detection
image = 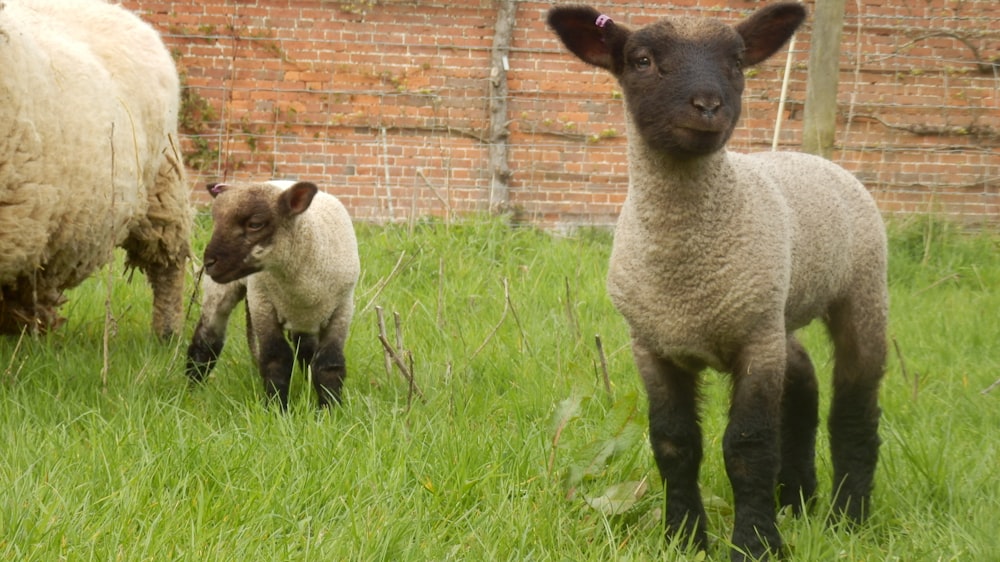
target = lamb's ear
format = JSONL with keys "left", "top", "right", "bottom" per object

{"left": 279, "top": 181, "right": 319, "bottom": 217}
{"left": 547, "top": 6, "right": 630, "bottom": 74}
{"left": 206, "top": 183, "right": 229, "bottom": 198}
{"left": 735, "top": 2, "right": 806, "bottom": 67}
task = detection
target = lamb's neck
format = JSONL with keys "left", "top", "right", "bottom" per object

{"left": 625, "top": 136, "right": 740, "bottom": 212}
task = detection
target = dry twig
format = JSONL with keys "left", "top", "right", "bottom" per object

{"left": 417, "top": 169, "right": 453, "bottom": 219}
{"left": 359, "top": 251, "right": 409, "bottom": 316}
{"left": 375, "top": 307, "right": 425, "bottom": 401}
{"left": 892, "top": 336, "right": 920, "bottom": 401}
{"left": 892, "top": 336, "right": 910, "bottom": 384}
{"left": 981, "top": 378, "right": 1000, "bottom": 395}
{"left": 102, "top": 125, "right": 118, "bottom": 392}
{"left": 595, "top": 334, "right": 612, "bottom": 397}
{"left": 470, "top": 278, "right": 511, "bottom": 360}
{"left": 469, "top": 277, "right": 533, "bottom": 359}
{"left": 564, "top": 277, "right": 579, "bottom": 339}
{"left": 376, "top": 306, "right": 393, "bottom": 380}
{"left": 3, "top": 330, "right": 26, "bottom": 384}
{"left": 914, "top": 273, "right": 960, "bottom": 296}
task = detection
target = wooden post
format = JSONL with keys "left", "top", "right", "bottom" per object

{"left": 487, "top": 0, "right": 517, "bottom": 214}
{"left": 802, "top": 0, "right": 847, "bottom": 158}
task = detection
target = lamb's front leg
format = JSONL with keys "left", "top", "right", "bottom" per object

{"left": 186, "top": 277, "right": 246, "bottom": 383}
{"left": 311, "top": 341, "right": 346, "bottom": 408}
{"left": 291, "top": 332, "right": 318, "bottom": 373}
{"left": 725, "top": 340, "right": 785, "bottom": 562}
{"left": 311, "top": 309, "right": 352, "bottom": 408}
{"left": 252, "top": 308, "right": 295, "bottom": 411}
{"left": 633, "top": 342, "right": 708, "bottom": 553}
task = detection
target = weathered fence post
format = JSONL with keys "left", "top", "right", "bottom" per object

{"left": 488, "top": 0, "right": 517, "bottom": 214}
{"left": 803, "top": 0, "right": 846, "bottom": 158}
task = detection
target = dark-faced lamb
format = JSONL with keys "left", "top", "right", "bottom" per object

{"left": 186, "top": 181, "right": 360, "bottom": 410}
{"left": 548, "top": 3, "right": 887, "bottom": 560}
{"left": 0, "top": 0, "right": 191, "bottom": 338}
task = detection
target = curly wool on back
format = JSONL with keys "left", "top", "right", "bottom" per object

{"left": 0, "top": 0, "right": 191, "bottom": 337}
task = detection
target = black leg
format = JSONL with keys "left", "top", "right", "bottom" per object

{"left": 256, "top": 324, "right": 294, "bottom": 411}
{"left": 311, "top": 342, "right": 347, "bottom": 408}
{"left": 633, "top": 343, "right": 708, "bottom": 552}
{"left": 724, "top": 344, "right": 784, "bottom": 562}
{"left": 828, "top": 380, "right": 882, "bottom": 522}
{"left": 185, "top": 277, "right": 245, "bottom": 384}
{"left": 826, "top": 298, "right": 886, "bottom": 523}
{"left": 291, "top": 332, "right": 318, "bottom": 373}
{"left": 185, "top": 319, "right": 224, "bottom": 383}
{"left": 778, "top": 336, "right": 819, "bottom": 514}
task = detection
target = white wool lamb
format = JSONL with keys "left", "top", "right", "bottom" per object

{"left": 0, "top": 0, "right": 191, "bottom": 337}
{"left": 186, "top": 181, "right": 360, "bottom": 410}
{"left": 549, "top": 3, "right": 888, "bottom": 560}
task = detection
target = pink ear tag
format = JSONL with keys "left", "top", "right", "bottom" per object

{"left": 595, "top": 14, "right": 612, "bottom": 28}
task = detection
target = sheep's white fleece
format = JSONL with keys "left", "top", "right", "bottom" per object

{"left": 0, "top": 0, "right": 191, "bottom": 335}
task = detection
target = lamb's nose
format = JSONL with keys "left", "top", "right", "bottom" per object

{"left": 203, "top": 256, "right": 217, "bottom": 269}
{"left": 692, "top": 95, "right": 722, "bottom": 117}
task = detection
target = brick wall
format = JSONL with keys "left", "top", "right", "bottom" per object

{"left": 122, "top": 0, "right": 1000, "bottom": 228}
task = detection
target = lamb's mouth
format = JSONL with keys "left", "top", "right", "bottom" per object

{"left": 679, "top": 124, "right": 727, "bottom": 135}
{"left": 672, "top": 127, "right": 729, "bottom": 153}
{"left": 205, "top": 263, "right": 258, "bottom": 284}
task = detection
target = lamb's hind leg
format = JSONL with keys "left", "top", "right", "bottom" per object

{"left": 633, "top": 342, "right": 708, "bottom": 552}
{"left": 826, "top": 293, "right": 887, "bottom": 523}
{"left": 778, "top": 335, "right": 819, "bottom": 514}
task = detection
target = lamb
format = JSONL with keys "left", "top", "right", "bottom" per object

{"left": 0, "top": 0, "right": 191, "bottom": 338}
{"left": 185, "top": 180, "right": 361, "bottom": 410}
{"left": 548, "top": 3, "right": 887, "bottom": 560}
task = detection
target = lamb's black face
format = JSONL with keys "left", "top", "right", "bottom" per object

{"left": 203, "top": 188, "right": 278, "bottom": 284}
{"left": 620, "top": 20, "right": 746, "bottom": 157}
{"left": 547, "top": 3, "right": 805, "bottom": 159}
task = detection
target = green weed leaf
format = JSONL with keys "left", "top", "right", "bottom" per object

{"left": 565, "top": 391, "right": 644, "bottom": 488}
{"left": 583, "top": 479, "right": 649, "bottom": 516}
{"left": 549, "top": 394, "right": 584, "bottom": 436}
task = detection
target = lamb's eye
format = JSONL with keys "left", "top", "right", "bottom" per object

{"left": 246, "top": 219, "right": 267, "bottom": 231}
{"left": 635, "top": 56, "right": 652, "bottom": 70}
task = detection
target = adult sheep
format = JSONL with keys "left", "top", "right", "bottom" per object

{"left": 186, "top": 181, "right": 360, "bottom": 410}
{"left": 548, "top": 3, "right": 887, "bottom": 560}
{"left": 0, "top": 0, "right": 191, "bottom": 338}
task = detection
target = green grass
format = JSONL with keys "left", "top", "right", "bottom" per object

{"left": 2, "top": 215, "right": 998, "bottom": 561}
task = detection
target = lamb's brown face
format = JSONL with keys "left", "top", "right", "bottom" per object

{"left": 203, "top": 186, "right": 279, "bottom": 284}
{"left": 619, "top": 20, "right": 746, "bottom": 156}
